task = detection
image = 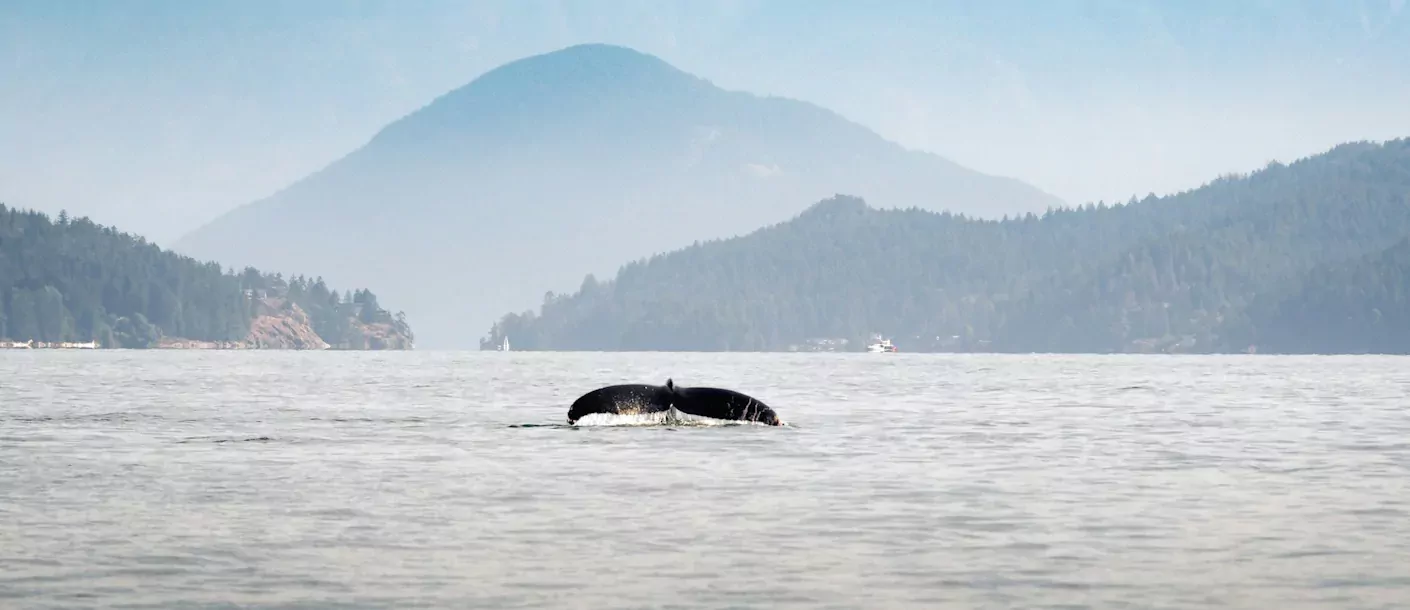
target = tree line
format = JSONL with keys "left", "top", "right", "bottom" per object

{"left": 0, "top": 204, "right": 413, "bottom": 348}
{"left": 481, "top": 138, "right": 1410, "bottom": 354}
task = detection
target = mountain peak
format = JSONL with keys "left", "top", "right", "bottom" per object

{"left": 459, "top": 42, "right": 699, "bottom": 98}
{"left": 535, "top": 42, "right": 670, "bottom": 65}
{"left": 368, "top": 43, "right": 705, "bottom": 150}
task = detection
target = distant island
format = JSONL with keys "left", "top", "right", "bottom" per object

{"left": 482, "top": 138, "right": 1410, "bottom": 355}
{"left": 0, "top": 204, "right": 413, "bottom": 350}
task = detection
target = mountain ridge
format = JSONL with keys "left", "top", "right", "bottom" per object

{"left": 481, "top": 137, "right": 1410, "bottom": 354}
{"left": 172, "top": 43, "right": 1064, "bottom": 348}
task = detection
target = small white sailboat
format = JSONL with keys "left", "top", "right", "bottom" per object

{"left": 499, "top": 336, "right": 511, "bottom": 352}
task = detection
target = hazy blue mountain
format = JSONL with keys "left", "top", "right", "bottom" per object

{"left": 172, "top": 43, "right": 1063, "bottom": 348}
{"left": 482, "top": 138, "right": 1410, "bottom": 354}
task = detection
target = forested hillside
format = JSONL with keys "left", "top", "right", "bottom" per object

{"left": 483, "top": 138, "right": 1410, "bottom": 354}
{"left": 0, "top": 205, "right": 413, "bottom": 349}
{"left": 1243, "top": 237, "right": 1410, "bottom": 354}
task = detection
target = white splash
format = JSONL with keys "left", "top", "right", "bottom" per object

{"left": 571, "top": 406, "right": 767, "bottom": 427}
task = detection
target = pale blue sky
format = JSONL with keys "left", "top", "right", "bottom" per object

{"left": 3, "top": 0, "right": 1408, "bottom": 242}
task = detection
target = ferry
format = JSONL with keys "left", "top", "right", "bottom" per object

{"left": 866, "top": 338, "right": 898, "bottom": 353}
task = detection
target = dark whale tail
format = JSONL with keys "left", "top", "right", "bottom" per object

{"left": 566, "top": 378, "right": 784, "bottom": 426}
{"left": 565, "top": 383, "right": 672, "bottom": 424}
{"left": 666, "top": 380, "right": 784, "bottom": 426}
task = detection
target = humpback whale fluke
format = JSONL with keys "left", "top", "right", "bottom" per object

{"left": 565, "top": 382, "right": 672, "bottom": 425}
{"left": 566, "top": 378, "right": 784, "bottom": 426}
{"left": 664, "top": 378, "right": 784, "bottom": 426}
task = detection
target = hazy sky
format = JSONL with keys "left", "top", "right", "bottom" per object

{"left": 3, "top": 0, "right": 1408, "bottom": 243}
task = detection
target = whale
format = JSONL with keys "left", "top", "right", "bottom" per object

{"left": 566, "top": 378, "right": 784, "bottom": 426}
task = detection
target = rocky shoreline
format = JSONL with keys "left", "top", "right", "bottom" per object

{"left": 4, "top": 299, "right": 413, "bottom": 351}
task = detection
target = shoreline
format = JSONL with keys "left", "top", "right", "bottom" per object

{"left": 0, "top": 339, "right": 413, "bottom": 351}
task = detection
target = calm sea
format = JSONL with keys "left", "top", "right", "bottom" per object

{"left": 2, "top": 351, "right": 1409, "bottom": 609}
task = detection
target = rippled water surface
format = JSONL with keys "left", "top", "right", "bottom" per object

{"left": 3, "top": 351, "right": 1410, "bottom": 609}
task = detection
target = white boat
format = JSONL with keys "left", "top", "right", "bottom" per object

{"left": 499, "top": 336, "right": 511, "bottom": 352}
{"left": 866, "top": 338, "right": 898, "bottom": 353}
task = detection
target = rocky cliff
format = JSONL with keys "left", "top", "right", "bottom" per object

{"left": 152, "top": 297, "right": 409, "bottom": 350}
{"left": 245, "top": 298, "right": 330, "bottom": 349}
{"left": 339, "top": 319, "right": 414, "bottom": 350}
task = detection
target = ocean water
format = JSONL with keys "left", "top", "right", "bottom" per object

{"left": 2, "top": 351, "right": 1409, "bottom": 609}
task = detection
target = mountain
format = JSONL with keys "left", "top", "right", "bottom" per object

{"left": 0, "top": 204, "right": 413, "bottom": 349}
{"left": 171, "top": 43, "right": 1063, "bottom": 348}
{"left": 482, "top": 138, "right": 1410, "bottom": 354}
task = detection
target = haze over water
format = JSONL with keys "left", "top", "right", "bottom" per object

{"left": 3, "top": 351, "right": 1409, "bottom": 609}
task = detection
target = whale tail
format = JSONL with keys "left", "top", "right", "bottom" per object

{"left": 569, "top": 379, "right": 784, "bottom": 427}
